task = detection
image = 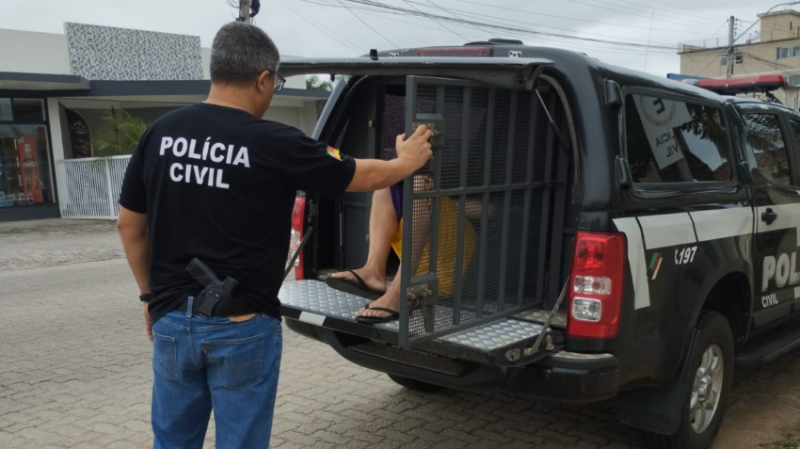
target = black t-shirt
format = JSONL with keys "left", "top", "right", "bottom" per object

{"left": 119, "top": 103, "right": 356, "bottom": 323}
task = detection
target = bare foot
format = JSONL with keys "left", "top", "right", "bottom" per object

{"left": 330, "top": 268, "right": 387, "bottom": 293}
{"left": 356, "top": 286, "right": 401, "bottom": 320}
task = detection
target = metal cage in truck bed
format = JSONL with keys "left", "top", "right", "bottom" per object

{"left": 279, "top": 58, "right": 574, "bottom": 366}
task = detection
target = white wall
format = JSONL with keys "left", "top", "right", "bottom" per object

{"left": 201, "top": 47, "right": 212, "bottom": 80}
{"left": 264, "top": 106, "right": 301, "bottom": 129}
{"left": 0, "top": 27, "right": 308, "bottom": 90}
{"left": 0, "top": 30, "right": 71, "bottom": 74}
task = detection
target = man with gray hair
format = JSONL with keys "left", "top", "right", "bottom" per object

{"left": 116, "top": 22, "right": 432, "bottom": 448}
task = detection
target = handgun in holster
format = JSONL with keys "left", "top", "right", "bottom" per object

{"left": 186, "top": 258, "right": 239, "bottom": 317}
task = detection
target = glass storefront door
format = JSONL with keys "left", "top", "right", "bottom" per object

{"left": 0, "top": 98, "right": 54, "bottom": 209}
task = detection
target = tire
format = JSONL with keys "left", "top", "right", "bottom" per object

{"left": 387, "top": 374, "right": 443, "bottom": 392}
{"left": 645, "top": 311, "right": 734, "bottom": 449}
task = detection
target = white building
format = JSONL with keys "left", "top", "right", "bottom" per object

{"left": 0, "top": 23, "right": 326, "bottom": 222}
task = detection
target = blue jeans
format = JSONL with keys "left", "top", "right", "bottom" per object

{"left": 150, "top": 297, "right": 282, "bottom": 449}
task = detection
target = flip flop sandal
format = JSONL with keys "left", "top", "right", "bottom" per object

{"left": 326, "top": 270, "right": 386, "bottom": 300}
{"left": 355, "top": 304, "right": 400, "bottom": 324}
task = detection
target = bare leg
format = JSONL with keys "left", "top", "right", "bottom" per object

{"left": 330, "top": 187, "right": 397, "bottom": 292}
{"left": 357, "top": 177, "right": 432, "bottom": 320}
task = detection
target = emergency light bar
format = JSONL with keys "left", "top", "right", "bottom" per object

{"left": 695, "top": 75, "right": 785, "bottom": 95}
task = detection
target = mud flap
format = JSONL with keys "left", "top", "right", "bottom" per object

{"left": 614, "top": 329, "right": 699, "bottom": 436}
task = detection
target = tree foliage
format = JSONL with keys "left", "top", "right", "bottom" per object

{"left": 93, "top": 108, "right": 149, "bottom": 157}
{"left": 306, "top": 75, "right": 333, "bottom": 91}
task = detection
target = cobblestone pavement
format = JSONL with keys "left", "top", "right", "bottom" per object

{"left": 0, "top": 221, "right": 798, "bottom": 449}
{"left": 0, "top": 219, "right": 122, "bottom": 271}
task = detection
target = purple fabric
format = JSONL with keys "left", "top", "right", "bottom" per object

{"left": 389, "top": 182, "right": 403, "bottom": 221}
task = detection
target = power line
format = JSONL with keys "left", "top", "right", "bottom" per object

{"left": 499, "top": 30, "right": 673, "bottom": 56}
{"left": 409, "top": 1, "right": 680, "bottom": 49}
{"left": 275, "top": 0, "right": 363, "bottom": 54}
{"left": 643, "top": 9, "right": 656, "bottom": 72}
{"left": 584, "top": 0, "right": 724, "bottom": 27}
{"left": 561, "top": 0, "right": 722, "bottom": 30}
{"left": 437, "top": 0, "right": 722, "bottom": 35}
{"left": 739, "top": 18, "right": 794, "bottom": 37}
{"left": 331, "top": 0, "right": 680, "bottom": 52}
{"left": 358, "top": 9, "right": 484, "bottom": 38}
{"left": 337, "top": 0, "right": 399, "bottom": 47}
{"left": 400, "top": 0, "right": 470, "bottom": 41}
{"left": 360, "top": 5, "right": 671, "bottom": 56}
{"left": 422, "top": 0, "right": 493, "bottom": 37}
{"left": 599, "top": 0, "right": 725, "bottom": 22}
{"left": 577, "top": 0, "right": 724, "bottom": 28}
{"left": 303, "top": 0, "right": 711, "bottom": 46}
{"left": 678, "top": 20, "right": 728, "bottom": 53}
{"left": 291, "top": 0, "right": 692, "bottom": 57}
{"left": 694, "top": 50, "right": 728, "bottom": 77}
{"left": 740, "top": 50, "right": 795, "bottom": 71}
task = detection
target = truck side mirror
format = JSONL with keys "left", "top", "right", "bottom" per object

{"left": 606, "top": 80, "right": 623, "bottom": 109}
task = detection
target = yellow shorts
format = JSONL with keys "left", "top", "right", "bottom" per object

{"left": 391, "top": 195, "right": 477, "bottom": 297}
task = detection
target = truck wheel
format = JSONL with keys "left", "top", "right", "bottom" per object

{"left": 645, "top": 311, "right": 734, "bottom": 449}
{"left": 387, "top": 374, "right": 442, "bottom": 392}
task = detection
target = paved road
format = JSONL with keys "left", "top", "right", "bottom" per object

{"left": 0, "top": 220, "right": 798, "bottom": 449}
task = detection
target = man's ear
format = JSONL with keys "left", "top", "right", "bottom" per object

{"left": 256, "top": 71, "right": 272, "bottom": 93}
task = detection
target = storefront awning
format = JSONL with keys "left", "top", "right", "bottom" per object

{"left": 0, "top": 75, "right": 329, "bottom": 101}
{"left": 0, "top": 72, "right": 90, "bottom": 91}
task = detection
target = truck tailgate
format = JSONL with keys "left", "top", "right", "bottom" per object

{"left": 280, "top": 280, "right": 565, "bottom": 367}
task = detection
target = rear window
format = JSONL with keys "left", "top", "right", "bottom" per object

{"left": 625, "top": 94, "right": 731, "bottom": 184}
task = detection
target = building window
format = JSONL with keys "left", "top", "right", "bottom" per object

{"left": 0, "top": 99, "right": 12, "bottom": 122}
{"left": 12, "top": 99, "right": 45, "bottom": 122}
{"left": 720, "top": 53, "right": 744, "bottom": 65}
{"left": 0, "top": 98, "right": 54, "bottom": 208}
{"left": 776, "top": 46, "right": 800, "bottom": 59}
{"left": 625, "top": 94, "right": 731, "bottom": 184}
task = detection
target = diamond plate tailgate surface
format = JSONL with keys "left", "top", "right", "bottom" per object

{"left": 281, "top": 280, "right": 471, "bottom": 332}
{"left": 439, "top": 320, "right": 544, "bottom": 352}
{"left": 280, "top": 280, "right": 369, "bottom": 320}
{"left": 281, "top": 280, "right": 546, "bottom": 352}
{"left": 515, "top": 309, "right": 567, "bottom": 329}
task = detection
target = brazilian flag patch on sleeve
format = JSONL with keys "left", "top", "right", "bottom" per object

{"left": 327, "top": 146, "right": 342, "bottom": 161}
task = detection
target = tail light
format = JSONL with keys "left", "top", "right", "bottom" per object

{"left": 567, "top": 232, "right": 626, "bottom": 339}
{"left": 415, "top": 47, "right": 493, "bottom": 57}
{"left": 289, "top": 193, "right": 307, "bottom": 280}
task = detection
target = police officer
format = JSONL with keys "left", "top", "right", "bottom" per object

{"left": 116, "top": 22, "right": 432, "bottom": 449}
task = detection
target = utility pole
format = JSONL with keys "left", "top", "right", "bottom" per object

{"left": 727, "top": 15, "right": 735, "bottom": 79}
{"left": 239, "top": 0, "right": 251, "bottom": 23}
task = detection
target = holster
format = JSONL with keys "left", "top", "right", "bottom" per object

{"left": 186, "top": 258, "right": 239, "bottom": 318}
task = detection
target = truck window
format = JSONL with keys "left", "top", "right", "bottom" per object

{"left": 743, "top": 113, "right": 790, "bottom": 187}
{"left": 625, "top": 94, "right": 730, "bottom": 184}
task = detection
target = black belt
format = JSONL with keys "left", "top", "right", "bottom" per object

{"left": 176, "top": 295, "right": 257, "bottom": 317}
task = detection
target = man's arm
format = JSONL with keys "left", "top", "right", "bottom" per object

{"left": 118, "top": 206, "right": 154, "bottom": 341}
{"left": 347, "top": 158, "right": 419, "bottom": 192}
{"left": 346, "top": 125, "right": 433, "bottom": 192}
{"left": 118, "top": 206, "right": 150, "bottom": 294}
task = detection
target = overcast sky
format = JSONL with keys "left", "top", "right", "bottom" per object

{"left": 0, "top": 0, "right": 780, "bottom": 77}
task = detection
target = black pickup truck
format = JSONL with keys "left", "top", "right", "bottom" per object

{"left": 278, "top": 41, "right": 800, "bottom": 449}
